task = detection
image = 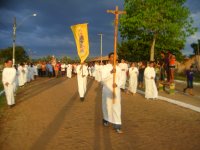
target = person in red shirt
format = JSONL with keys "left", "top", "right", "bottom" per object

{"left": 54, "top": 63, "right": 60, "bottom": 78}
{"left": 169, "top": 52, "right": 176, "bottom": 83}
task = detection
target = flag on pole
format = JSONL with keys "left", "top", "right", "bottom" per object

{"left": 71, "top": 23, "right": 89, "bottom": 63}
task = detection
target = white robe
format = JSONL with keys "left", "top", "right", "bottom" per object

{"left": 88, "top": 67, "right": 92, "bottom": 76}
{"left": 144, "top": 66, "right": 158, "bottom": 99}
{"left": 101, "top": 64, "right": 122, "bottom": 125}
{"left": 33, "top": 65, "right": 38, "bottom": 76}
{"left": 2, "top": 67, "right": 17, "bottom": 106}
{"left": 61, "top": 64, "right": 66, "bottom": 72}
{"left": 14, "top": 69, "right": 19, "bottom": 92}
{"left": 24, "top": 65, "right": 28, "bottom": 84}
{"left": 76, "top": 64, "right": 88, "bottom": 98}
{"left": 27, "top": 66, "right": 31, "bottom": 82}
{"left": 129, "top": 67, "right": 139, "bottom": 94}
{"left": 67, "top": 64, "right": 72, "bottom": 78}
{"left": 91, "top": 66, "right": 95, "bottom": 77}
{"left": 29, "top": 67, "right": 35, "bottom": 81}
{"left": 94, "top": 64, "right": 100, "bottom": 81}
{"left": 73, "top": 65, "right": 77, "bottom": 74}
{"left": 18, "top": 66, "right": 25, "bottom": 86}
{"left": 118, "top": 63, "right": 128, "bottom": 89}
{"left": 98, "top": 65, "right": 103, "bottom": 82}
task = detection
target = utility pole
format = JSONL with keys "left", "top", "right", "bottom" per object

{"left": 98, "top": 34, "right": 103, "bottom": 63}
{"left": 12, "top": 17, "right": 16, "bottom": 65}
{"left": 12, "top": 13, "right": 37, "bottom": 66}
{"left": 107, "top": 6, "right": 126, "bottom": 103}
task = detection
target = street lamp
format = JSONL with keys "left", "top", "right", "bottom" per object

{"left": 12, "top": 13, "right": 37, "bottom": 65}
{"left": 98, "top": 33, "right": 103, "bottom": 63}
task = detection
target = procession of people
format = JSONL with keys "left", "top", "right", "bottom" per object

{"left": 1, "top": 49, "right": 197, "bottom": 135}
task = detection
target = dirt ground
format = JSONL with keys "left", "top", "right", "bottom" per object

{"left": 0, "top": 77, "right": 200, "bottom": 150}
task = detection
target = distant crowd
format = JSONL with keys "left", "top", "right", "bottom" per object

{"left": 1, "top": 50, "right": 195, "bottom": 110}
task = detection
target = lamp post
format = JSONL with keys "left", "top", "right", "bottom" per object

{"left": 12, "top": 13, "right": 37, "bottom": 65}
{"left": 12, "top": 17, "right": 16, "bottom": 65}
{"left": 197, "top": 40, "right": 200, "bottom": 70}
{"left": 98, "top": 33, "right": 103, "bottom": 63}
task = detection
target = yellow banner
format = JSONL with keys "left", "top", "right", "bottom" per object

{"left": 71, "top": 23, "right": 89, "bottom": 63}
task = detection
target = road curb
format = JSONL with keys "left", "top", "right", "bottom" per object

{"left": 175, "top": 80, "right": 200, "bottom": 86}
{"left": 137, "top": 89, "right": 200, "bottom": 113}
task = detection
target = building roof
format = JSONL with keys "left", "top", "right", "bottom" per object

{"left": 88, "top": 56, "right": 108, "bottom": 62}
{"left": 88, "top": 55, "right": 118, "bottom": 62}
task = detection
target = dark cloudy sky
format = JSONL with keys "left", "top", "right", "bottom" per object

{"left": 0, "top": 0, "right": 199, "bottom": 59}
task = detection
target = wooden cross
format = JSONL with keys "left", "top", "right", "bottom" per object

{"left": 107, "top": 6, "right": 126, "bottom": 104}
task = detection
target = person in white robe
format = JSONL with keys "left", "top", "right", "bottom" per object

{"left": 98, "top": 62, "right": 104, "bottom": 82}
{"left": 118, "top": 59, "right": 128, "bottom": 90}
{"left": 27, "top": 64, "right": 31, "bottom": 82}
{"left": 128, "top": 63, "right": 139, "bottom": 94}
{"left": 2, "top": 60, "right": 17, "bottom": 107}
{"left": 101, "top": 52, "right": 123, "bottom": 133}
{"left": 24, "top": 64, "right": 28, "bottom": 84}
{"left": 73, "top": 64, "right": 77, "bottom": 75}
{"left": 61, "top": 63, "right": 66, "bottom": 76}
{"left": 18, "top": 63, "right": 25, "bottom": 87}
{"left": 67, "top": 64, "right": 72, "bottom": 78}
{"left": 29, "top": 63, "right": 35, "bottom": 81}
{"left": 144, "top": 61, "right": 158, "bottom": 99}
{"left": 91, "top": 65, "right": 95, "bottom": 78}
{"left": 33, "top": 63, "right": 38, "bottom": 78}
{"left": 13, "top": 65, "right": 19, "bottom": 93}
{"left": 76, "top": 63, "right": 88, "bottom": 101}
{"left": 88, "top": 65, "right": 92, "bottom": 77}
{"left": 94, "top": 62, "right": 100, "bottom": 82}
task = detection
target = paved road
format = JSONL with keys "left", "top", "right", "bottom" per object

{"left": 0, "top": 77, "right": 200, "bottom": 150}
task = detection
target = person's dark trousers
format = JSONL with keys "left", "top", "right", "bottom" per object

{"left": 184, "top": 79, "right": 193, "bottom": 92}
{"left": 38, "top": 69, "right": 42, "bottom": 77}
{"left": 48, "top": 71, "right": 53, "bottom": 77}
{"left": 42, "top": 71, "right": 46, "bottom": 77}
{"left": 53, "top": 70, "right": 55, "bottom": 77}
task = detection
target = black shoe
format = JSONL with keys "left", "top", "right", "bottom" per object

{"left": 103, "top": 119, "right": 109, "bottom": 127}
{"left": 80, "top": 97, "right": 84, "bottom": 101}
{"left": 103, "top": 122, "right": 109, "bottom": 127}
{"left": 8, "top": 104, "right": 15, "bottom": 109}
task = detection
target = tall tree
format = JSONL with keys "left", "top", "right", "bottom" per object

{"left": 0, "top": 46, "right": 29, "bottom": 63}
{"left": 191, "top": 39, "right": 200, "bottom": 55}
{"left": 119, "top": 0, "right": 197, "bottom": 61}
{"left": 61, "top": 56, "right": 73, "bottom": 63}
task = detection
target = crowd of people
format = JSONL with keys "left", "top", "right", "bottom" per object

{"left": 2, "top": 51, "right": 195, "bottom": 134}
{"left": 75, "top": 51, "right": 195, "bottom": 134}
{"left": 1, "top": 59, "right": 79, "bottom": 108}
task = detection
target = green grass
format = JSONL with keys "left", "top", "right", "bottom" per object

{"left": 0, "top": 72, "right": 3, "bottom": 91}
{"left": 0, "top": 71, "right": 6, "bottom": 117}
{"left": 0, "top": 95, "right": 6, "bottom": 117}
{"left": 175, "top": 72, "right": 200, "bottom": 83}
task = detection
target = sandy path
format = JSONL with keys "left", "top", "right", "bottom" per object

{"left": 0, "top": 77, "right": 200, "bottom": 150}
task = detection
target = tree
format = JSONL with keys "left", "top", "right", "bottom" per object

{"left": 60, "top": 56, "right": 73, "bottom": 63}
{"left": 191, "top": 39, "right": 200, "bottom": 55}
{"left": 119, "top": 0, "right": 197, "bottom": 61}
{"left": 118, "top": 40, "right": 150, "bottom": 62}
{"left": 0, "top": 46, "right": 29, "bottom": 63}
{"left": 37, "top": 55, "right": 53, "bottom": 62}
